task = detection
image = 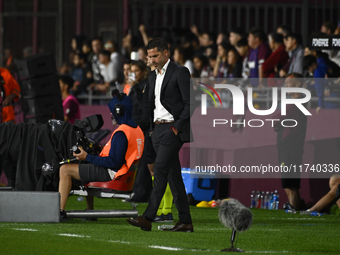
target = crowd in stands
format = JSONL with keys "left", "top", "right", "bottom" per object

{"left": 3, "top": 21, "right": 340, "bottom": 110}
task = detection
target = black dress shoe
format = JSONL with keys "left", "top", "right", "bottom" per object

{"left": 126, "top": 216, "right": 152, "bottom": 231}
{"left": 161, "top": 222, "right": 193, "bottom": 232}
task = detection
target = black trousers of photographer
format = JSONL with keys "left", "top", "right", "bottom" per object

{"left": 142, "top": 123, "right": 192, "bottom": 224}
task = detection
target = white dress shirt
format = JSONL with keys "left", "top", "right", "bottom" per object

{"left": 154, "top": 59, "right": 174, "bottom": 122}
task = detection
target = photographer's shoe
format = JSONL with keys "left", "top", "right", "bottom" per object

{"left": 60, "top": 209, "right": 68, "bottom": 223}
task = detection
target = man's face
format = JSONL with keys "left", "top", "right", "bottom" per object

{"left": 98, "top": 54, "right": 109, "bottom": 65}
{"left": 147, "top": 47, "right": 168, "bottom": 70}
{"left": 229, "top": 32, "right": 241, "bottom": 46}
{"left": 200, "top": 33, "right": 211, "bottom": 47}
{"left": 321, "top": 25, "right": 331, "bottom": 35}
{"left": 285, "top": 76, "right": 297, "bottom": 88}
{"left": 73, "top": 55, "right": 80, "bottom": 67}
{"left": 92, "top": 39, "right": 102, "bottom": 55}
{"left": 247, "top": 33, "right": 258, "bottom": 49}
{"left": 285, "top": 75, "right": 302, "bottom": 97}
{"left": 284, "top": 37, "right": 296, "bottom": 51}
{"left": 59, "top": 80, "right": 67, "bottom": 93}
{"left": 268, "top": 35, "right": 275, "bottom": 50}
{"left": 123, "top": 63, "right": 131, "bottom": 78}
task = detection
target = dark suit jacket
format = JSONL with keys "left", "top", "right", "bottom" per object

{"left": 141, "top": 61, "right": 196, "bottom": 143}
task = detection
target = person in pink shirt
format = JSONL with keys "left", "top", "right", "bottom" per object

{"left": 59, "top": 75, "right": 80, "bottom": 124}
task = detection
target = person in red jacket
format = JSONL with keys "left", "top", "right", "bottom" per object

{"left": 0, "top": 68, "right": 20, "bottom": 123}
{"left": 259, "top": 32, "right": 289, "bottom": 87}
{"left": 0, "top": 68, "right": 20, "bottom": 188}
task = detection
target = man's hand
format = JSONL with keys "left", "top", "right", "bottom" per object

{"left": 279, "top": 69, "right": 287, "bottom": 78}
{"left": 2, "top": 93, "right": 17, "bottom": 106}
{"left": 171, "top": 126, "right": 178, "bottom": 136}
{"left": 316, "top": 106, "right": 321, "bottom": 114}
{"left": 73, "top": 147, "right": 88, "bottom": 161}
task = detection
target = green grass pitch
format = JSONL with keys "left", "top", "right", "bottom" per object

{"left": 1, "top": 196, "right": 340, "bottom": 255}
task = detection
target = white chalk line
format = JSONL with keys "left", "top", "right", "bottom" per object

{"left": 245, "top": 251, "right": 289, "bottom": 253}
{"left": 12, "top": 228, "right": 38, "bottom": 232}
{"left": 149, "top": 245, "right": 183, "bottom": 251}
{"left": 58, "top": 233, "right": 91, "bottom": 238}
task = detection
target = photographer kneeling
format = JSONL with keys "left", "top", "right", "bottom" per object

{"left": 59, "top": 93, "right": 144, "bottom": 221}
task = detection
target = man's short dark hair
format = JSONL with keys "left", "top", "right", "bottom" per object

{"left": 236, "top": 37, "right": 248, "bottom": 47}
{"left": 277, "top": 25, "right": 292, "bottom": 35}
{"left": 230, "top": 27, "right": 245, "bottom": 37}
{"left": 75, "top": 52, "right": 86, "bottom": 61}
{"left": 83, "top": 39, "right": 92, "bottom": 48}
{"left": 146, "top": 38, "right": 168, "bottom": 52}
{"left": 59, "top": 75, "right": 74, "bottom": 93}
{"left": 322, "top": 21, "right": 336, "bottom": 34}
{"left": 92, "top": 36, "right": 103, "bottom": 44}
{"left": 249, "top": 27, "right": 267, "bottom": 42}
{"left": 269, "top": 32, "right": 284, "bottom": 44}
{"left": 99, "top": 50, "right": 111, "bottom": 58}
{"left": 286, "top": 33, "right": 303, "bottom": 46}
{"left": 302, "top": 55, "right": 317, "bottom": 70}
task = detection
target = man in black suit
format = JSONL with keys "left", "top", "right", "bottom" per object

{"left": 127, "top": 38, "right": 196, "bottom": 232}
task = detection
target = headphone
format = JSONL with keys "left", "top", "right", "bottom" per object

{"left": 113, "top": 93, "right": 126, "bottom": 117}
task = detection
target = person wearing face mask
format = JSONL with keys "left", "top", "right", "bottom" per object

{"left": 58, "top": 93, "right": 144, "bottom": 222}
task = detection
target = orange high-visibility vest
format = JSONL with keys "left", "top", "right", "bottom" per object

{"left": 99, "top": 124, "right": 144, "bottom": 179}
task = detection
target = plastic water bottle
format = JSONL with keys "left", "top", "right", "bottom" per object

{"left": 300, "top": 210, "right": 322, "bottom": 216}
{"left": 250, "top": 191, "right": 255, "bottom": 208}
{"left": 274, "top": 190, "right": 279, "bottom": 210}
{"left": 260, "top": 192, "right": 265, "bottom": 209}
{"left": 264, "top": 191, "right": 269, "bottom": 209}
{"left": 256, "top": 191, "right": 261, "bottom": 208}
{"left": 268, "top": 192, "right": 274, "bottom": 210}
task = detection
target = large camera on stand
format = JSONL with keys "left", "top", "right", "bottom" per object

{"left": 72, "top": 114, "right": 104, "bottom": 156}
{"left": 42, "top": 114, "right": 105, "bottom": 175}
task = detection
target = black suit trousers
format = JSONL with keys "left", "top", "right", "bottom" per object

{"left": 143, "top": 123, "right": 192, "bottom": 224}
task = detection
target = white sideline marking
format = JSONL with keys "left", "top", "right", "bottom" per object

{"left": 108, "top": 240, "right": 131, "bottom": 244}
{"left": 12, "top": 228, "right": 38, "bottom": 232}
{"left": 246, "top": 251, "right": 289, "bottom": 253}
{"left": 149, "top": 245, "right": 183, "bottom": 251}
{"left": 58, "top": 233, "right": 91, "bottom": 238}
{"left": 260, "top": 229, "right": 280, "bottom": 231}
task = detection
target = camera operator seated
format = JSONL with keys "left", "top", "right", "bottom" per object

{"left": 58, "top": 93, "right": 144, "bottom": 221}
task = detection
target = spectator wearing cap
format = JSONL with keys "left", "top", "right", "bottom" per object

{"left": 260, "top": 32, "right": 289, "bottom": 87}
